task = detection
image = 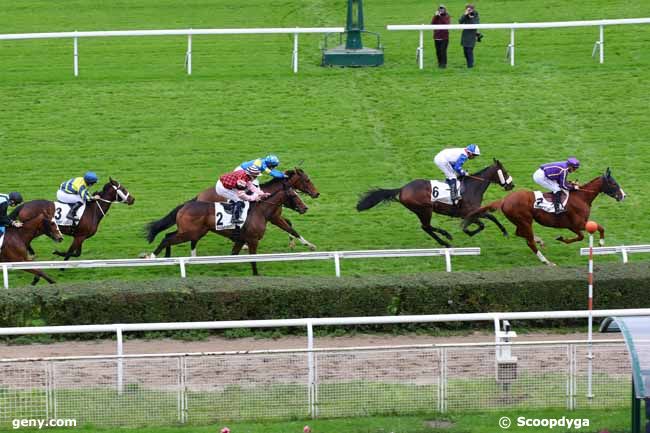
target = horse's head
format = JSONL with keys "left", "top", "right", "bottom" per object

{"left": 600, "top": 168, "right": 626, "bottom": 201}
{"left": 281, "top": 182, "right": 309, "bottom": 215}
{"left": 25, "top": 208, "right": 63, "bottom": 243}
{"left": 286, "top": 168, "right": 320, "bottom": 198}
{"left": 100, "top": 178, "right": 135, "bottom": 205}
{"left": 490, "top": 158, "right": 515, "bottom": 190}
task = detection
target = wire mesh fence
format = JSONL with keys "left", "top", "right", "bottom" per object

{"left": 0, "top": 341, "right": 631, "bottom": 427}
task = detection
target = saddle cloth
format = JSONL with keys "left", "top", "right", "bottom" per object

{"left": 0, "top": 233, "right": 4, "bottom": 253}
{"left": 54, "top": 202, "right": 87, "bottom": 226}
{"left": 214, "top": 201, "right": 250, "bottom": 230}
{"left": 533, "top": 191, "right": 569, "bottom": 214}
{"left": 430, "top": 180, "right": 460, "bottom": 205}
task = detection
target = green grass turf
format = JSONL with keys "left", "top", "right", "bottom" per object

{"left": 1, "top": 0, "right": 649, "bottom": 287}
{"left": 0, "top": 408, "right": 632, "bottom": 433}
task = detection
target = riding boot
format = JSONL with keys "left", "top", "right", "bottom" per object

{"left": 553, "top": 191, "right": 563, "bottom": 214}
{"left": 446, "top": 179, "right": 460, "bottom": 205}
{"left": 232, "top": 202, "right": 245, "bottom": 225}
{"left": 66, "top": 202, "right": 83, "bottom": 223}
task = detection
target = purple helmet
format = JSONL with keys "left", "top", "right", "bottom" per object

{"left": 567, "top": 157, "right": 580, "bottom": 168}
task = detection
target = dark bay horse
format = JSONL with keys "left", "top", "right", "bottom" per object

{"left": 11, "top": 178, "right": 135, "bottom": 260}
{"left": 150, "top": 168, "right": 319, "bottom": 254}
{"left": 1, "top": 206, "right": 63, "bottom": 285}
{"left": 356, "top": 159, "right": 514, "bottom": 247}
{"left": 463, "top": 168, "right": 626, "bottom": 265}
{"left": 146, "top": 179, "right": 308, "bottom": 275}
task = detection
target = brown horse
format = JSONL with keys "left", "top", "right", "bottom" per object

{"left": 149, "top": 168, "right": 319, "bottom": 255}
{"left": 463, "top": 168, "right": 626, "bottom": 265}
{"left": 11, "top": 178, "right": 135, "bottom": 260}
{"left": 146, "top": 179, "right": 308, "bottom": 275}
{"left": 356, "top": 159, "right": 514, "bottom": 247}
{"left": 1, "top": 206, "right": 63, "bottom": 285}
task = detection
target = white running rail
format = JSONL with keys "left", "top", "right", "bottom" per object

{"left": 580, "top": 244, "right": 650, "bottom": 263}
{"left": 1, "top": 247, "right": 480, "bottom": 289}
{"left": 387, "top": 17, "right": 650, "bottom": 69}
{"left": 0, "top": 27, "right": 345, "bottom": 75}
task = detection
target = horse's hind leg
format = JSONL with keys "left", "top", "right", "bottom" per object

{"left": 556, "top": 228, "right": 585, "bottom": 244}
{"left": 512, "top": 220, "right": 555, "bottom": 266}
{"left": 190, "top": 240, "right": 198, "bottom": 257}
{"left": 482, "top": 213, "right": 509, "bottom": 237}
{"left": 409, "top": 207, "right": 452, "bottom": 246}
{"left": 26, "top": 269, "right": 55, "bottom": 285}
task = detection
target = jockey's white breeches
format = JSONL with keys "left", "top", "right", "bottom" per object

{"left": 434, "top": 155, "right": 458, "bottom": 180}
{"left": 56, "top": 190, "right": 82, "bottom": 204}
{"left": 215, "top": 181, "right": 243, "bottom": 202}
{"left": 533, "top": 168, "right": 562, "bottom": 193}
{"left": 234, "top": 165, "right": 260, "bottom": 186}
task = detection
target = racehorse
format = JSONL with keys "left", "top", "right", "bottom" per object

{"left": 11, "top": 178, "right": 135, "bottom": 260}
{"left": 1, "top": 206, "right": 63, "bottom": 285}
{"left": 150, "top": 168, "right": 319, "bottom": 255}
{"left": 146, "top": 179, "right": 308, "bottom": 275}
{"left": 356, "top": 159, "right": 514, "bottom": 247}
{"left": 463, "top": 168, "right": 626, "bottom": 265}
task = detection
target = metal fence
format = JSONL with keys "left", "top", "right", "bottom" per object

{"left": 0, "top": 341, "right": 629, "bottom": 427}
{"left": 0, "top": 27, "right": 344, "bottom": 75}
{"left": 1, "top": 247, "right": 480, "bottom": 289}
{"left": 387, "top": 17, "right": 650, "bottom": 69}
{"left": 580, "top": 244, "right": 650, "bottom": 263}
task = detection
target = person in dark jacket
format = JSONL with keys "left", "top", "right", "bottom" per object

{"left": 0, "top": 192, "right": 24, "bottom": 238}
{"left": 431, "top": 5, "right": 451, "bottom": 68}
{"left": 459, "top": 3, "right": 480, "bottom": 68}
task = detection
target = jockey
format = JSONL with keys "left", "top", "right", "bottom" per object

{"left": 216, "top": 165, "right": 270, "bottom": 224}
{"left": 433, "top": 144, "right": 481, "bottom": 204}
{"left": 0, "top": 192, "right": 24, "bottom": 238}
{"left": 57, "top": 172, "right": 101, "bottom": 222}
{"left": 532, "top": 157, "right": 580, "bottom": 214}
{"left": 235, "top": 155, "right": 286, "bottom": 186}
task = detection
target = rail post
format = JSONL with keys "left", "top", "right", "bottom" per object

{"left": 307, "top": 321, "right": 316, "bottom": 418}
{"left": 417, "top": 30, "right": 424, "bottom": 69}
{"left": 73, "top": 34, "right": 79, "bottom": 76}
{"left": 333, "top": 253, "right": 341, "bottom": 277}
{"left": 444, "top": 249, "right": 452, "bottom": 272}
{"left": 293, "top": 31, "right": 299, "bottom": 73}
{"left": 186, "top": 33, "right": 192, "bottom": 75}
{"left": 116, "top": 326, "right": 124, "bottom": 395}
{"left": 179, "top": 258, "right": 187, "bottom": 278}
{"left": 2, "top": 264, "right": 8, "bottom": 289}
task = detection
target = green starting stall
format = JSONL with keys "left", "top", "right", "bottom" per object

{"left": 322, "top": 0, "right": 384, "bottom": 67}
{"left": 601, "top": 316, "right": 650, "bottom": 433}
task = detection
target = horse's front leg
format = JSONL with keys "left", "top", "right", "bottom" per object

{"left": 462, "top": 219, "right": 485, "bottom": 237}
{"left": 556, "top": 229, "right": 585, "bottom": 244}
{"left": 272, "top": 215, "right": 316, "bottom": 251}
{"left": 247, "top": 241, "right": 259, "bottom": 276}
{"left": 482, "top": 213, "right": 509, "bottom": 237}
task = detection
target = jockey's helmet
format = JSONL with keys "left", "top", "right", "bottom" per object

{"left": 245, "top": 165, "right": 261, "bottom": 177}
{"left": 567, "top": 157, "right": 580, "bottom": 168}
{"left": 265, "top": 154, "right": 280, "bottom": 168}
{"left": 8, "top": 192, "right": 23, "bottom": 205}
{"left": 84, "top": 171, "right": 99, "bottom": 184}
{"left": 466, "top": 144, "right": 480, "bottom": 156}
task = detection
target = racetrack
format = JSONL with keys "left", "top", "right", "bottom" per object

{"left": 1, "top": 0, "right": 649, "bottom": 288}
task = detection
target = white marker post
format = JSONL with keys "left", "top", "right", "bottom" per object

{"left": 585, "top": 220, "right": 598, "bottom": 399}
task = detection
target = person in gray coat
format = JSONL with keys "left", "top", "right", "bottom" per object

{"left": 459, "top": 3, "right": 480, "bottom": 68}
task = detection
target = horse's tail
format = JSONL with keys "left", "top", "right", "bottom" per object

{"left": 145, "top": 197, "right": 197, "bottom": 243}
{"left": 462, "top": 200, "right": 504, "bottom": 229}
{"left": 9, "top": 204, "right": 24, "bottom": 220}
{"left": 356, "top": 188, "right": 401, "bottom": 211}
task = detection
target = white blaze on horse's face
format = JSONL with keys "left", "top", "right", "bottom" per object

{"left": 618, "top": 187, "right": 626, "bottom": 201}
{"left": 112, "top": 183, "right": 130, "bottom": 203}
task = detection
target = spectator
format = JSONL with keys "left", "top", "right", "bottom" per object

{"left": 431, "top": 5, "right": 450, "bottom": 68}
{"left": 459, "top": 3, "right": 480, "bottom": 68}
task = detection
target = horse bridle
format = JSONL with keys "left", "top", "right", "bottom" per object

{"left": 94, "top": 183, "right": 131, "bottom": 216}
{"left": 262, "top": 181, "right": 300, "bottom": 210}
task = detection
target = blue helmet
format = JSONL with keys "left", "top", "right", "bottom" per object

{"left": 465, "top": 144, "right": 481, "bottom": 155}
{"left": 264, "top": 154, "right": 280, "bottom": 168}
{"left": 84, "top": 171, "right": 98, "bottom": 184}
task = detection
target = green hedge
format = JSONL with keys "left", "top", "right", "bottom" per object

{"left": 1, "top": 261, "right": 649, "bottom": 330}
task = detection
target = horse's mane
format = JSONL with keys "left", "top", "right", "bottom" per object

{"left": 470, "top": 164, "right": 493, "bottom": 177}
{"left": 259, "top": 177, "right": 285, "bottom": 188}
